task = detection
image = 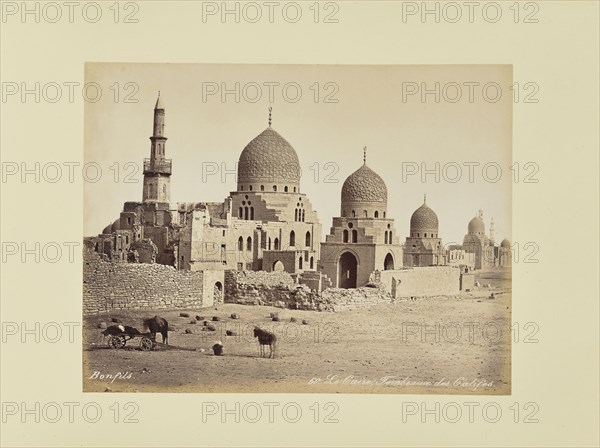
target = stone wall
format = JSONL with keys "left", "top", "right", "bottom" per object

{"left": 83, "top": 250, "right": 204, "bottom": 315}
{"left": 460, "top": 272, "right": 475, "bottom": 290}
{"left": 224, "top": 270, "right": 390, "bottom": 312}
{"left": 372, "top": 266, "right": 460, "bottom": 298}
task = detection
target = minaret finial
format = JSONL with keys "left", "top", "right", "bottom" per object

{"left": 268, "top": 106, "right": 272, "bottom": 126}
{"left": 363, "top": 146, "right": 367, "bottom": 164}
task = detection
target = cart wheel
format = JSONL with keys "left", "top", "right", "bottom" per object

{"left": 140, "top": 337, "right": 155, "bottom": 351}
{"left": 108, "top": 335, "right": 126, "bottom": 349}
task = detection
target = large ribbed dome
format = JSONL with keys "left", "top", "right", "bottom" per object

{"left": 500, "top": 238, "right": 511, "bottom": 248}
{"left": 341, "top": 164, "right": 388, "bottom": 204}
{"left": 468, "top": 216, "right": 485, "bottom": 234}
{"left": 410, "top": 202, "right": 439, "bottom": 231}
{"left": 237, "top": 127, "right": 301, "bottom": 186}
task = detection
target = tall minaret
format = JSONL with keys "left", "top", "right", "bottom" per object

{"left": 143, "top": 92, "right": 171, "bottom": 203}
{"left": 489, "top": 217, "right": 495, "bottom": 244}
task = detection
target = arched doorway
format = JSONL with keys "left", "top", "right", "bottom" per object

{"left": 384, "top": 253, "right": 394, "bottom": 270}
{"left": 214, "top": 282, "right": 223, "bottom": 304}
{"left": 338, "top": 251, "right": 358, "bottom": 289}
{"left": 273, "top": 260, "right": 285, "bottom": 271}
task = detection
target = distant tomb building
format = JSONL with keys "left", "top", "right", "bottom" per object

{"left": 402, "top": 196, "right": 447, "bottom": 267}
{"left": 460, "top": 210, "right": 511, "bottom": 269}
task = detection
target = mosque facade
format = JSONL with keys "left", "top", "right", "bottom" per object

{"left": 85, "top": 97, "right": 320, "bottom": 278}
{"left": 319, "top": 149, "right": 403, "bottom": 288}
{"left": 85, "top": 95, "right": 510, "bottom": 293}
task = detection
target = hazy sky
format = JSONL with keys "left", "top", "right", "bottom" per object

{"left": 84, "top": 63, "right": 512, "bottom": 245}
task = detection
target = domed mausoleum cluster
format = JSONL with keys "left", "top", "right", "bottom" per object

{"left": 451, "top": 210, "right": 511, "bottom": 269}
{"left": 86, "top": 96, "right": 510, "bottom": 296}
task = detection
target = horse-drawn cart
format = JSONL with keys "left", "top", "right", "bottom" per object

{"left": 101, "top": 317, "right": 168, "bottom": 351}
{"left": 103, "top": 329, "right": 156, "bottom": 351}
{"left": 106, "top": 332, "right": 156, "bottom": 350}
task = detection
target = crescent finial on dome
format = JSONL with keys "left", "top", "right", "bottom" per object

{"left": 363, "top": 146, "right": 367, "bottom": 164}
{"left": 268, "top": 106, "right": 272, "bottom": 127}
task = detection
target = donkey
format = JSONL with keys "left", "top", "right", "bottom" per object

{"left": 253, "top": 327, "right": 277, "bottom": 358}
{"left": 143, "top": 316, "right": 169, "bottom": 345}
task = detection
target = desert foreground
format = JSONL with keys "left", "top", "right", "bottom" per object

{"left": 83, "top": 269, "right": 511, "bottom": 394}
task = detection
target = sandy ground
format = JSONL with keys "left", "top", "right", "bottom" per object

{"left": 83, "top": 268, "right": 511, "bottom": 394}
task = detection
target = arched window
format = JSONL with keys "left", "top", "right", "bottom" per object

{"left": 244, "top": 207, "right": 248, "bottom": 220}
{"left": 352, "top": 210, "right": 356, "bottom": 217}
{"left": 299, "top": 256, "right": 303, "bottom": 269}
{"left": 273, "top": 185, "right": 277, "bottom": 191}
{"left": 240, "top": 185, "right": 244, "bottom": 191}
{"left": 246, "top": 237, "right": 252, "bottom": 251}
{"left": 250, "top": 207, "right": 254, "bottom": 220}
{"left": 342, "top": 210, "right": 346, "bottom": 217}
{"left": 364, "top": 210, "right": 368, "bottom": 217}
{"left": 295, "top": 209, "right": 298, "bottom": 221}
{"left": 424, "top": 233, "right": 427, "bottom": 238}
{"left": 260, "top": 185, "right": 264, "bottom": 191}
{"left": 293, "top": 187, "right": 296, "bottom": 192}
{"left": 389, "top": 231, "right": 392, "bottom": 243}
{"left": 352, "top": 229, "right": 358, "bottom": 243}
{"left": 310, "top": 256, "right": 314, "bottom": 269}
{"left": 289, "top": 230, "right": 295, "bottom": 247}
{"left": 305, "top": 231, "right": 311, "bottom": 247}
{"left": 417, "top": 233, "right": 420, "bottom": 237}
{"left": 374, "top": 211, "right": 379, "bottom": 218}
{"left": 284, "top": 186, "right": 288, "bottom": 192}
{"left": 274, "top": 238, "right": 280, "bottom": 250}
{"left": 249, "top": 185, "right": 253, "bottom": 191}
{"left": 383, "top": 212, "right": 386, "bottom": 218}
{"left": 343, "top": 229, "right": 349, "bottom": 243}
{"left": 238, "top": 237, "right": 243, "bottom": 251}
{"left": 238, "top": 207, "right": 243, "bottom": 218}
{"left": 301, "top": 210, "right": 305, "bottom": 222}
{"left": 384, "top": 231, "right": 388, "bottom": 244}
{"left": 268, "top": 238, "right": 272, "bottom": 250}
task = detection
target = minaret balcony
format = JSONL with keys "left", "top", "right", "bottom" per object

{"left": 143, "top": 158, "right": 172, "bottom": 175}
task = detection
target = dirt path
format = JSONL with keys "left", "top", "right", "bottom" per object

{"left": 83, "top": 276, "right": 511, "bottom": 394}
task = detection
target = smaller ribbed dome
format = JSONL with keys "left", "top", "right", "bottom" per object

{"left": 500, "top": 239, "right": 511, "bottom": 248}
{"left": 410, "top": 202, "right": 439, "bottom": 231}
{"left": 468, "top": 216, "right": 485, "bottom": 234}
{"left": 341, "top": 164, "right": 387, "bottom": 204}
{"left": 102, "top": 223, "right": 112, "bottom": 234}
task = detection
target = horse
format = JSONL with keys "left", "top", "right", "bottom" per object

{"left": 143, "top": 316, "right": 169, "bottom": 345}
{"left": 253, "top": 327, "right": 277, "bottom": 358}
{"left": 102, "top": 324, "right": 141, "bottom": 338}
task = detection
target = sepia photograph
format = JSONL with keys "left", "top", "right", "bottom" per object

{"left": 83, "top": 63, "right": 512, "bottom": 394}
{"left": 2, "top": 2, "right": 598, "bottom": 446}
